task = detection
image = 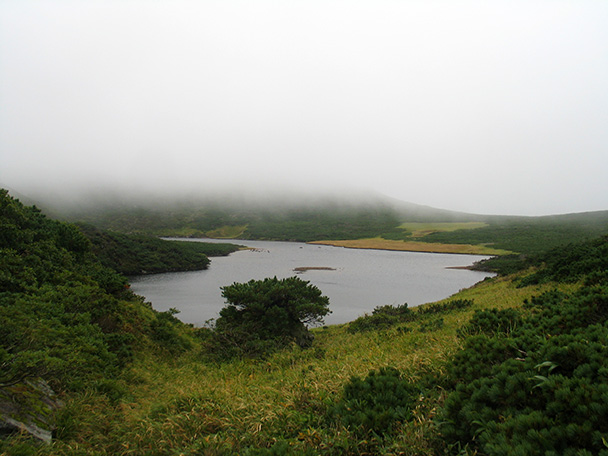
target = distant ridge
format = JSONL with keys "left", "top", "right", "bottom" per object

{"left": 3, "top": 184, "right": 608, "bottom": 222}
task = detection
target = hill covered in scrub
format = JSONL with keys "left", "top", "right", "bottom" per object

{"left": 25, "top": 188, "right": 608, "bottom": 264}
{"left": 1, "top": 187, "right": 608, "bottom": 455}
{"left": 0, "top": 189, "right": 234, "bottom": 445}
{"left": 76, "top": 224, "right": 241, "bottom": 275}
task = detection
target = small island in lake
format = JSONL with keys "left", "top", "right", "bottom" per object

{"left": 293, "top": 266, "right": 337, "bottom": 273}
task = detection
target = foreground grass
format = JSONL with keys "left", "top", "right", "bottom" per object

{"left": 29, "top": 274, "right": 578, "bottom": 456}
{"left": 309, "top": 237, "right": 510, "bottom": 255}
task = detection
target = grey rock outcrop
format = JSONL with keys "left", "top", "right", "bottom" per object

{"left": 0, "top": 379, "right": 63, "bottom": 444}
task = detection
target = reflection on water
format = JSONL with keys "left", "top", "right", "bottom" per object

{"left": 129, "top": 238, "right": 494, "bottom": 326}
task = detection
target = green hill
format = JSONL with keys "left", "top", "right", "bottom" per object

{"left": 23, "top": 188, "right": 608, "bottom": 260}
{"left": 77, "top": 224, "right": 241, "bottom": 275}
{"left": 2, "top": 188, "right": 608, "bottom": 455}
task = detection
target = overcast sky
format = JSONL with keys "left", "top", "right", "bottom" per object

{"left": 1, "top": 1, "right": 607, "bottom": 216}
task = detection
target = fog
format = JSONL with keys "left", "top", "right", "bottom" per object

{"left": 1, "top": 1, "right": 607, "bottom": 216}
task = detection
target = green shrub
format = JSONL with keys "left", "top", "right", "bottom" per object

{"left": 150, "top": 308, "right": 193, "bottom": 355}
{"left": 440, "top": 286, "right": 608, "bottom": 455}
{"left": 416, "top": 299, "right": 474, "bottom": 316}
{"left": 204, "top": 277, "right": 330, "bottom": 360}
{"left": 518, "top": 235, "right": 608, "bottom": 286}
{"left": 331, "top": 367, "right": 418, "bottom": 436}
{"left": 347, "top": 304, "right": 413, "bottom": 333}
{"left": 417, "top": 316, "right": 444, "bottom": 332}
{"left": 457, "top": 307, "right": 523, "bottom": 338}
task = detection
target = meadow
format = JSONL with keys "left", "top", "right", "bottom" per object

{"left": 31, "top": 276, "right": 573, "bottom": 456}
{"left": 2, "top": 188, "right": 607, "bottom": 455}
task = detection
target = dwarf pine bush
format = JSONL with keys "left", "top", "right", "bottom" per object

{"left": 330, "top": 367, "right": 418, "bottom": 436}
{"left": 441, "top": 285, "right": 608, "bottom": 455}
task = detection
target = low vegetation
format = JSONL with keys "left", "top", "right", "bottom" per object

{"left": 310, "top": 237, "right": 509, "bottom": 255}
{"left": 442, "top": 285, "right": 608, "bottom": 455}
{"left": 0, "top": 189, "right": 195, "bottom": 395}
{"left": 78, "top": 224, "right": 241, "bottom": 275}
{"left": 2, "top": 188, "right": 608, "bottom": 455}
{"left": 63, "top": 200, "right": 403, "bottom": 242}
{"left": 394, "top": 221, "right": 489, "bottom": 238}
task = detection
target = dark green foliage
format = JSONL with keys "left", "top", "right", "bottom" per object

{"left": 417, "top": 317, "right": 444, "bottom": 332}
{"left": 416, "top": 299, "right": 474, "bottom": 316}
{"left": 347, "top": 304, "right": 413, "bottom": 333}
{"left": 205, "top": 277, "right": 330, "bottom": 359}
{"left": 149, "top": 308, "right": 193, "bottom": 355}
{"left": 68, "top": 203, "right": 250, "bottom": 236}
{"left": 423, "top": 213, "right": 608, "bottom": 256}
{"left": 348, "top": 300, "right": 473, "bottom": 333}
{"left": 0, "top": 189, "right": 194, "bottom": 393}
{"left": 441, "top": 285, "right": 608, "bottom": 455}
{"left": 78, "top": 224, "right": 241, "bottom": 275}
{"left": 458, "top": 308, "right": 523, "bottom": 337}
{"left": 243, "top": 206, "right": 401, "bottom": 242}
{"left": 518, "top": 235, "right": 608, "bottom": 286}
{"left": 331, "top": 367, "right": 418, "bottom": 436}
{"left": 471, "top": 254, "right": 530, "bottom": 275}
{"left": 65, "top": 199, "right": 403, "bottom": 242}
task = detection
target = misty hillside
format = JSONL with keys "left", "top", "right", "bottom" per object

{"left": 7, "top": 186, "right": 472, "bottom": 234}
{"left": 7, "top": 186, "right": 608, "bottom": 257}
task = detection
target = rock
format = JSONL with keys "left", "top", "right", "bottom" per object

{"left": 0, "top": 379, "right": 63, "bottom": 444}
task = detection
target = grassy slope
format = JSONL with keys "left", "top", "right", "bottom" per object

{"left": 40, "top": 274, "right": 578, "bottom": 455}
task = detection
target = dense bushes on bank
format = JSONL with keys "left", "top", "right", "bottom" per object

{"left": 77, "top": 224, "right": 240, "bottom": 275}
{"left": 440, "top": 286, "right": 608, "bottom": 455}
{"left": 0, "top": 189, "right": 192, "bottom": 393}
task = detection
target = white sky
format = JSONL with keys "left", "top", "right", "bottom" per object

{"left": 1, "top": 0, "right": 607, "bottom": 216}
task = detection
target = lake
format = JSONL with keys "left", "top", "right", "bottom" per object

{"left": 129, "top": 238, "right": 495, "bottom": 326}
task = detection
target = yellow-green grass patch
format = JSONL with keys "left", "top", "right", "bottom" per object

{"left": 398, "top": 222, "right": 488, "bottom": 238}
{"left": 309, "top": 237, "right": 510, "bottom": 255}
{"left": 205, "top": 225, "right": 248, "bottom": 239}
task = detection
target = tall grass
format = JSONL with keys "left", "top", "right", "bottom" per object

{"left": 32, "top": 274, "right": 577, "bottom": 455}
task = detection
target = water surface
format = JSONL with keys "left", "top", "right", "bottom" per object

{"left": 129, "top": 238, "right": 494, "bottom": 326}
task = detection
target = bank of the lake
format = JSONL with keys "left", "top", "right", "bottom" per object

{"left": 130, "top": 238, "right": 495, "bottom": 326}
{"left": 308, "top": 237, "right": 511, "bottom": 255}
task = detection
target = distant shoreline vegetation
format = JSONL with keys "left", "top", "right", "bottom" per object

{"left": 77, "top": 224, "right": 242, "bottom": 276}
{"left": 46, "top": 195, "right": 608, "bottom": 275}
{"left": 308, "top": 237, "right": 509, "bottom": 256}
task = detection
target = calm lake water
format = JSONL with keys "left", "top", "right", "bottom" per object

{"left": 129, "top": 238, "right": 495, "bottom": 326}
